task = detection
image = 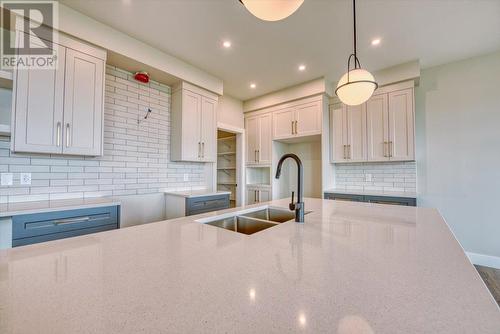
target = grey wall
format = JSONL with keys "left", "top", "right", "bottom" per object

{"left": 415, "top": 50, "right": 500, "bottom": 258}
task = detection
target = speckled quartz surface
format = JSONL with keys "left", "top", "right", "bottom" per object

{"left": 0, "top": 198, "right": 499, "bottom": 333}
{"left": 0, "top": 197, "right": 121, "bottom": 217}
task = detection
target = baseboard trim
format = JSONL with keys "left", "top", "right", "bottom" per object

{"left": 467, "top": 252, "right": 500, "bottom": 269}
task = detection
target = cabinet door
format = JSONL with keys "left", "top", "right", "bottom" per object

{"left": 258, "top": 189, "right": 271, "bottom": 202}
{"left": 330, "top": 106, "right": 348, "bottom": 162}
{"left": 246, "top": 116, "right": 259, "bottom": 164}
{"left": 295, "top": 101, "right": 321, "bottom": 137}
{"left": 246, "top": 189, "right": 258, "bottom": 205}
{"left": 346, "top": 104, "right": 367, "bottom": 162}
{"left": 182, "top": 90, "right": 202, "bottom": 161}
{"left": 273, "top": 108, "right": 294, "bottom": 139}
{"left": 258, "top": 114, "right": 272, "bottom": 164}
{"left": 388, "top": 88, "right": 415, "bottom": 161}
{"left": 366, "top": 94, "right": 389, "bottom": 161}
{"left": 200, "top": 97, "right": 217, "bottom": 162}
{"left": 12, "top": 44, "right": 66, "bottom": 154}
{"left": 63, "top": 49, "right": 104, "bottom": 156}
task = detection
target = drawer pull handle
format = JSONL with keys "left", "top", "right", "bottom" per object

{"left": 53, "top": 217, "right": 91, "bottom": 226}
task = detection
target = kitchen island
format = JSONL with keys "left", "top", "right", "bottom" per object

{"left": 0, "top": 198, "right": 499, "bottom": 333}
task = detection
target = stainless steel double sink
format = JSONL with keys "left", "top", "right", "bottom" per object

{"left": 198, "top": 207, "right": 310, "bottom": 235}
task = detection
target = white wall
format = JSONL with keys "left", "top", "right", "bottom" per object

{"left": 415, "top": 50, "right": 500, "bottom": 259}
{"left": 217, "top": 95, "right": 244, "bottom": 129}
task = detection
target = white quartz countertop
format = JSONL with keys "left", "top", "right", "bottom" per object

{"left": 325, "top": 188, "right": 417, "bottom": 198}
{"left": 164, "top": 189, "right": 231, "bottom": 198}
{"left": 0, "top": 198, "right": 499, "bottom": 333}
{"left": 0, "top": 197, "right": 121, "bottom": 217}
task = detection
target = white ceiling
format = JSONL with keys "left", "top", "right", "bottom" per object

{"left": 60, "top": 0, "right": 500, "bottom": 100}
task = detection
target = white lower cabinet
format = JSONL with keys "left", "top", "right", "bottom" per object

{"left": 246, "top": 187, "right": 271, "bottom": 205}
{"left": 11, "top": 31, "right": 106, "bottom": 156}
{"left": 171, "top": 82, "right": 217, "bottom": 162}
{"left": 331, "top": 81, "right": 415, "bottom": 163}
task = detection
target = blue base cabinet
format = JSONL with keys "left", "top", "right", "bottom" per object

{"left": 324, "top": 193, "right": 416, "bottom": 206}
{"left": 12, "top": 205, "right": 120, "bottom": 247}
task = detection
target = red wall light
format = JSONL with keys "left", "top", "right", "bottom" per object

{"left": 134, "top": 71, "right": 150, "bottom": 83}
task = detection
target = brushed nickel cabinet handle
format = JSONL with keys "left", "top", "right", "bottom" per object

{"left": 348, "top": 145, "right": 351, "bottom": 159}
{"left": 295, "top": 121, "right": 298, "bottom": 135}
{"left": 56, "top": 122, "right": 61, "bottom": 147}
{"left": 291, "top": 121, "right": 294, "bottom": 135}
{"left": 389, "top": 141, "right": 393, "bottom": 158}
{"left": 257, "top": 150, "right": 260, "bottom": 162}
{"left": 202, "top": 142, "right": 205, "bottom": 158}
{"left": 53, "top": 216, "right": 90, "bottom": 225}
{"left": 343, "top": 145, "right": 346, "bottom": 159}
{"left": 198, "top": 142, "right": 201, "bottom": 158}
{"left": 65, "top": 123, "right": 70, "bottom": 147}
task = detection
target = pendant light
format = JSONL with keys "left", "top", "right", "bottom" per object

{"left": 335, "top": 0, "right": 377, "bottom": 106}
{"left": 239, "top": 0, "right": 304, "bottom": 22}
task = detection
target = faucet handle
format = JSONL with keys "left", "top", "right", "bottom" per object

{"left": 289, "top": 191, "right": 296, "bottom": 211}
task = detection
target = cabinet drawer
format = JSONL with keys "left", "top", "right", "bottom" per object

{"left": 186, "top": 195, "right": 230, "bottom": 216}
{"left": 365, "top": 196, "right": 416, "bottom": 207}
{"left": 12, "top": 206, "right": 119, "bottom": 242}
{"left": 12, "top": 224, "right": 117, "bottom": 247}
{"left": 324, "top": 193, "right": 365, "bottom": 202}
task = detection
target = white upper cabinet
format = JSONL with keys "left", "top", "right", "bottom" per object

{"left": 330, "top": 104, "right": 366, "bottom": 163}
{"left": 388, "top": 88, "right": 414, "bottom": 161}
{"left": 11, "top": 31, "right": 106, "bottom": 156}
{"left": 171, "top": 82, "right": 218, "bottom": 162}
{"left": 200, "top": 96, "right": 217, "bottom": 162}
{"left": 273, "top": 108, "right": 294, "bottom": 139}
{"left": 246, "top": 113, "right": 272, "bottom": 165}
{"left": 366, "top": 93, "right": 389, "bottom": 161}
{"left": 331, "top": 81, "right": 415, "bottom": 163}
{"left": 273, "top": 100, "right": 321, "bottom": 140}
{"left": 62, "top": 49, "right": 104, "bottom": 156}
{"left": 12, "top": 44, "right": 66, "bottom": 154}
{"left": 295, "top": 100, "right": 322, "bottom": 137}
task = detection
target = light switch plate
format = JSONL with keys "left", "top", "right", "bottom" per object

{"left": 365, "top": 173, "right": 372, "bottom": 182}
{"left": 20, "top": 173, "right": 31, "bottom": 185}
{"left": 1, "top": 173, "right": 13, "bottom": 186}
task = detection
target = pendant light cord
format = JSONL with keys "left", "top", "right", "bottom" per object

{"left": 353, "top": 0, "right": 357, "bottom": 61}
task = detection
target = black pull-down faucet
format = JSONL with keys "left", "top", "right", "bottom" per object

{"left": 275, "top": 153, "right": 305, "bottom": 223}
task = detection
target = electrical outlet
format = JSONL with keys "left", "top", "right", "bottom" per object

{"left": 20, "top": 173, "right": 32, "bottom": 185}
{"left": 1, "top": 173, "right": 13, "bottom": 186}
{"left": 365, "top": 173, "right": 372, "bottom": 182}
{"left": 183, "top": 174, "right": 189, "bottom": 182}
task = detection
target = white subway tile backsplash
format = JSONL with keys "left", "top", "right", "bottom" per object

{"left": 334, "top": 162, "right": 416, "bottom": 193}
{"left": 0, "top": 66, "right": 205, "bottom": 203}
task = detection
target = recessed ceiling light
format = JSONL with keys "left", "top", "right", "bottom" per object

{"left": 371, "top": 38, "right": 381, "bottom": 46}
{"left": 222, "top": 40, "right": 232, "bottom": 48}
{"left": 298, "top": 64, "right": 306, "bottom": 71}
{"left": 250, "top": 83, "right": 256, "bottom": 89}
